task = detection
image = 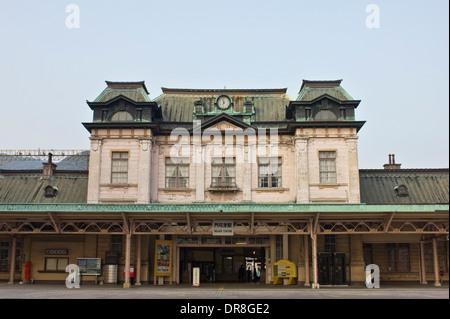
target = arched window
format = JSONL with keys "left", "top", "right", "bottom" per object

{"left": 314, "top": 110, "right": 337, "bottom": 121}
{"left": 111, "top": 111, "right": 133, "bottom": 122}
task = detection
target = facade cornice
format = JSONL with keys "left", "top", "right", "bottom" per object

{"left": 1, "top": 203, "right": 447, "bottom": 214}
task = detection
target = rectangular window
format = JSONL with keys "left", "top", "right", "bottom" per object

{"left": 211, "top": 157, "right": 236, "bottom": 188}
{"left": 324, "top": 235, "right": 336, "bottom": 253}
{"left": 305, "top": 108, "right": 311, "bottom": 119}
{"left": 387, "top": 244, "right": 410, "bottom": 273}
{"left": 111, "top": 152, "right": 128, "bottom": 184}
{"left": 45, "top": 257, "right": 69, "bottom": 272}
{"left": 319, "top": 151, "right": 337, "bottom": 184}
{"left": 165, "top": 157, "right": 189, "bottom": 188}
{"left": 424, "top": 241, "right": 448, "bottom": 273}
{"left": 194, "top": 102, "right": 203, "bottom": 113}
{"left": 275, "top": 235, "right": 283, "bottom": 261}
{"left": 244, "top": 102, "right": 253, "bottom": 113}
{"left": 0, "top": 245, "right": 8, "bottom": 273}
{"left": 101, "top": 109, "right": 108, "bottom": 121}
{"left": 258, "top": 157, "right": 282, "bottom": 188}
{"left": 136, "top": 109, "right": 142, "bottom": 121}
{"left": 0, "top": 241, "right": 22, "bottom": 273}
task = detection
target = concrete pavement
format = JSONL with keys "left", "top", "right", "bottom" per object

{"left": 0, "top": 282, "right": 448, "bottom": 299}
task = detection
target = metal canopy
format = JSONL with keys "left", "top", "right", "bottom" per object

{"left": 0, "top": 203, "right": 447, "bottom": 236}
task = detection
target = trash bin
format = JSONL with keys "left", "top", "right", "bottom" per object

{"left": 104, "top": 264, "right": 118, "bottom": 284}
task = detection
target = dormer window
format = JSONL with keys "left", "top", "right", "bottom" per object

{"left": 194, "top": 101, "right": 204, "bottom": 113}
{"left": 111, "top": 111, "right": 133, "bottom": 122}
{"left": 314, "top": 110, "right": 337, "bottom": 121}
{"left": 394, "top": 185, "right": 409, "bottom": 197}
{"left": 44, "top": 185, "right": 58, "bottom": 198}
{"left": 244, "top": 101, "right": 253, "bottom": 113}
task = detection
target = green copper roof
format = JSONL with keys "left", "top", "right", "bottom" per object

{"left": 0, "top": 203, "right": 447, "bottom": 214}
{"left": 93, "top": 81, "right": 151, "bottom": 103}
{"left": 297, "top": 80, "right": 355, "bottom": 101}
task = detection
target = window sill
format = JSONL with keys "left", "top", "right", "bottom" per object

{"left": 207, "top": 187, "right": 240, "bottom": 193}
{"left": 254, "top": 188, "right": 289, "bottom": 192}
{"left": 100, "top": 184, "right": 138, "bottom": 188}
{"left": 310, "top": 183, "right": 348, "bottom": 189}
{"left": 158, "top": 188, "right": 194, "bottom": 192}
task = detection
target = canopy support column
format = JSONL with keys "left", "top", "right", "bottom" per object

{"left": 433, "top": 237, "right": 441, "bottom": 287}
{"left": 8, "top": 236, "right": 16, "bottom": 285}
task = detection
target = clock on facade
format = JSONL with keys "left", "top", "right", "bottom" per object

{"left": 217, "top": 95, "right": 231, "bottom": 110}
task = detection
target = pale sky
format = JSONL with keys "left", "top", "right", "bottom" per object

{"left": 0, "top": 0, "right": 448, "bottom": 169}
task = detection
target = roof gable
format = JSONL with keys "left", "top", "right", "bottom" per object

{"left": 191, "top": 113, "right": 254, "bottom": 133}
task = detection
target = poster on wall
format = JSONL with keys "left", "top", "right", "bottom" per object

{"left": 77, "top": 258, "right": 101, "bottom": 276}
{"left": 154, "top": 240, "right": 173, "bottom": 277}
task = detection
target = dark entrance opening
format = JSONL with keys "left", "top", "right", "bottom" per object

{"left": 179, "top": 247, "right": 265, "bottom": 283}
{"left": 318, "top": 252, "right": 347, "bottom": 285}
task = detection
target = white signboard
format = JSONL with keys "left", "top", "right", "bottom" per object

{"left": 213, "top": 220, "right": 234, "bottom": 236}
{"left": 192, "top": 267, "right": 200, "bottom": 287}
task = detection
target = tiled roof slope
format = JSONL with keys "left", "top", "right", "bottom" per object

{"left": 155, "top": 88, "right": 291, "bottom": 123}
{"left": 297, "top": 80, "right": 354, "bottom": 102}
{"left": 93, "top": 81, "right": 151, "bottom": 102}
{"left": 359, "top": 169, "right": 449, "bottom": 205}
{"left": 0, "top": 175, "right": 88, "bottom": 203}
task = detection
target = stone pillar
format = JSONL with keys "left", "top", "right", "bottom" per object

{"left": 294, "top": 133, "right": 309, "bottom": 203}
{"left": 346, "top": 135, "right": 360, "bottom": 203}
{"left": 87, "top": 137, "right": 103, "bottom": 203}
{"left": 242, "top": 145, "right": 252, "bottom": 202}
{"left": 350, "top": 235, "right": 366, "bottom": 285}
{"left": 138, "top": 136, "right": 152, "bottom": 203}
{"left": 194, "top": 142, "right": 205, "bottom": 202}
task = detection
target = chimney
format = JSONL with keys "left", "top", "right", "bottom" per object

{"left": 383, "top": 154, "right": 402, "bottom": 170}
{"left": 42, "top": 152, "right": 57, "bottom": 179}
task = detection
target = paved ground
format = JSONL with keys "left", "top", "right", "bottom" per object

{"left": 0, "top": 282, "right": 448, "bottom": 299}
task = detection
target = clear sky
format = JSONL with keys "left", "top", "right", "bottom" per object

{"left": 0, "top": 0, "right": 448, "bottom": 169}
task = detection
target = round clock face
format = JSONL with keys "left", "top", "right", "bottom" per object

{"left": 217, "top": 96, "right": 231, "bottom": 109}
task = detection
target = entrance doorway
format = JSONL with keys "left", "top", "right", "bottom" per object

{"left": 318, "top": 252, "right": 346, "bottom": 285}
{"left": 179, "top": 247, "right": 265, "bottom": 283}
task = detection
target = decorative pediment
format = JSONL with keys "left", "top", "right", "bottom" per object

{"left": 191, "top": 113, "right": 254, "bottom": 133}
{"left": 210, "top": 120, "right": 241, "bottom": 131}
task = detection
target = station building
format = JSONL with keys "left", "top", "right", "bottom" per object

{"left": 0, "top": 80, "right": 448, "bottom": 288}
